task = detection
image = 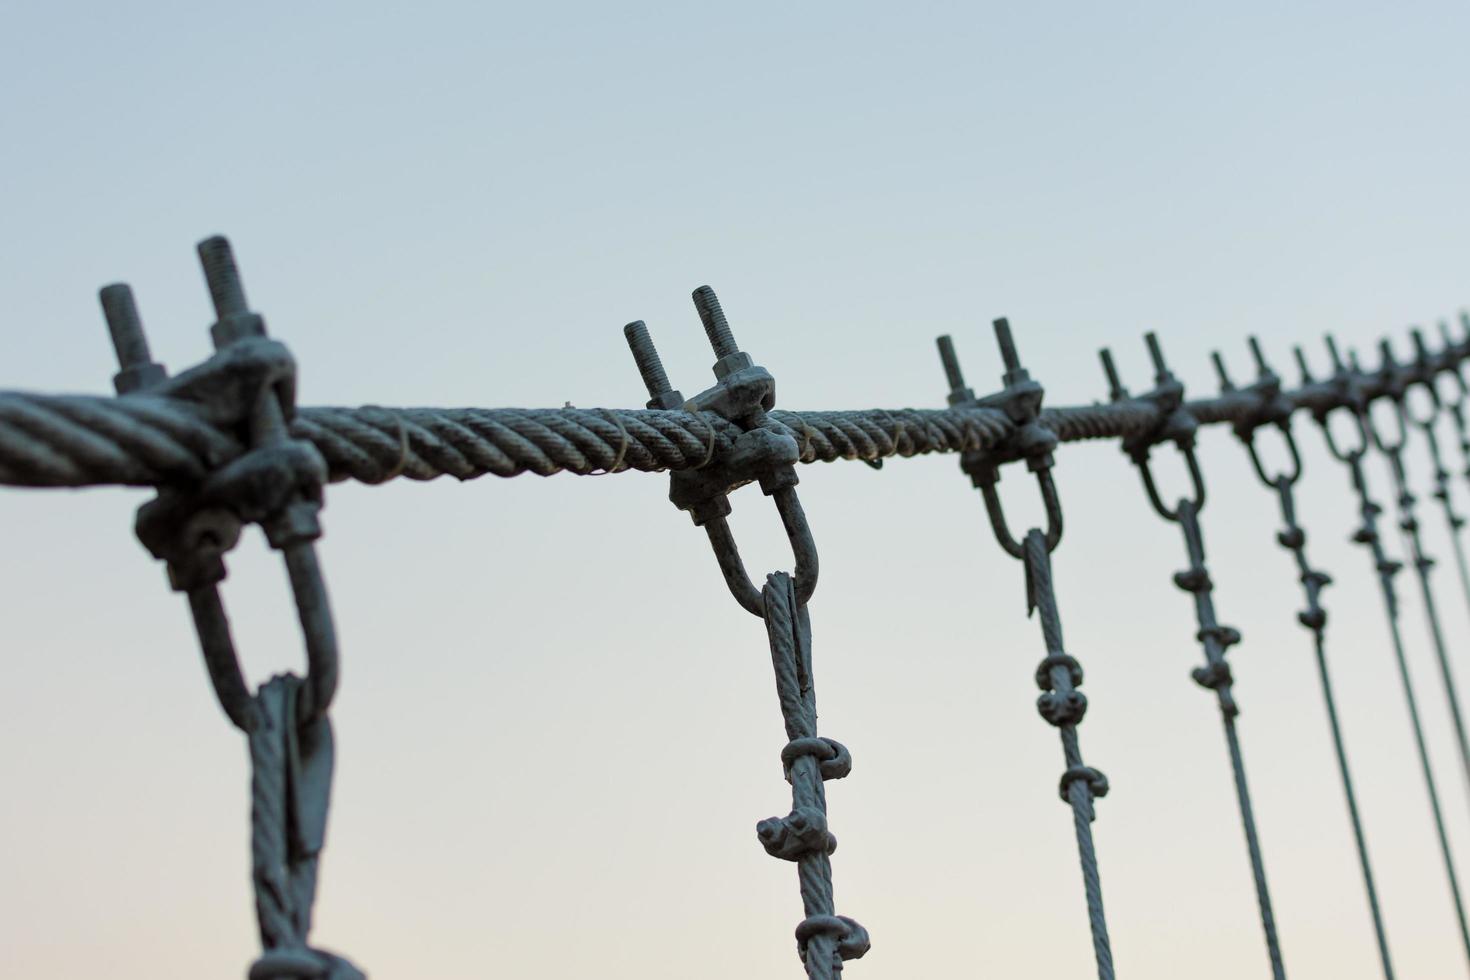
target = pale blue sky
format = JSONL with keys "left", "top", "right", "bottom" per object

{"left": 3, "top": 2, "right": 1470, "bottom": 977}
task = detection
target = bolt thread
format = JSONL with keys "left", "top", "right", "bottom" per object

{"left": 1412, "top": 328, "right": 1430, "bottom": 359}
{"left": 692, "top": 285, "right": 738, "bottom": 358}
{"left": 1144, "top": 332, "right": 1168, "bottom": 381}
{"left": 992, "top": 317, "right": 1021, "bottom": 374}
{"left": 99, "top": 283, "right": 151, "bottom": 369}
{"left": 1248, "top": 336, "right": 1268, "bottom": 375}
{"left": 197, "top": 235, "right": 248, "bottom": 318}
{"left": 1326, "top": 335, "right": 1345, "bottom": 372}
{"left": 1293, "top": 346, "right": 1313, "bottom": 384}
{"left": 623, "top": 320, "right": 673, "bottom": 397}
{"left": 1211, "top": 351, "right": 1233, "bottom": 390}
{"left": 936, "top": 335, "right": 966, "bottom": 392}
{"left": 1099, "top": 348, "right": 1125, "bottom": 400}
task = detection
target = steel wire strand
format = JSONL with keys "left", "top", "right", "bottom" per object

{"left": 0, "top": 357, "right": 1445, "bottom": 489}
{"left": 1378, "top": 441, "right": 1470, "bottom": 801}
{"left": 759, "top": 573, "right": 868, "bottom": 978}
{"left": 1022, "top": 530, "right": 1114, "bottom": 980}
{"left": 1267, "top": 476, "right": 1394, "bottom": 978}
{"left": 1174, "top": 500, "right": 1286, "bottom": 980}
{"left": 1340, "top": 450, "right": 1470, "bottom": 967}
{"left": 1418, "top": 416, "right": 1470, "bottom": 646}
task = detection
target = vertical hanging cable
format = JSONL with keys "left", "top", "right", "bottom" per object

{"left": 625, "top": 290, "right": 867, "bottom": 978}
{"left": 1405, "top": 327, "right": 1470, "bottom": 644}
{"left": 938, "top": 321, "right": 1114, "bottom": 979}
{"left": 1311, "top": 337, "right": 1470, "bottom": 967}
{"left": 1102, "top": 333, "right": 1286, "bottom": 980}
{"left": 1222, "top": 341, "right": 1394, "bottom": 978}
{"left": 1361, "top": 341, "right": 1470, "bottom": 800}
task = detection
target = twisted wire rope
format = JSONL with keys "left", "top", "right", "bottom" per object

{"left": 759, "top": 572, "right": 868, "bottom": 978}
{"left": 1022, "top": 529, "right": 1114, "bottom": 980}
{"left": 0, "top": 371, "right": 1427, "bottom": 490}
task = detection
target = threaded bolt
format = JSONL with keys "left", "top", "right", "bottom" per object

{"left": 197, "top": 235, "right": 248, "bottom": 319}
{"left": 1211, "top": 351, "right": 1234, "bottom": 391}
{"left": 1293, "top": 346, "right": 1314, "bottom": 384}
{"left": 1144, "top": 332, "right": 1169, "bottom": 381}
{"left": 1411, "top": 327, "right": 1429, "bottom": 360}
{"left": 99, "top": 283, "right": 151, "bottom": 369}
{"left": 1248, "top": 336, "right": 1268, "bottom": 375}
{"left": 1099, "top": 348, "right": 1127, "bottom": 401}
{"left": 936, "top": 335, "right": 967, "bottom": 393}
{"left": 623, "top": 320, "right": 674, "bottom": 399}
{"left": 692, "top": 285, "right": 738, "bottom": 358}
{"left": 1325, "top": 335, "right": 1345, "bottom": 372}
{"left": 992, "top": 318, "right": 1021, "bottom": 375}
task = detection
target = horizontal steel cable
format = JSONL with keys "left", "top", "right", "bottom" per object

{"left": 0, "top": 370, "right": 1445, "bottom": 489}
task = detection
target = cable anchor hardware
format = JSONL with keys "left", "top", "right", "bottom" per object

{"left": 1226, "top": 339, "right": 1397, "bottom": 979}
{"left": 940, "top": 317, "right": 1114, "bottom": 980}
{"left": 1102, "top": 330, "right": 1285, "bottom": 980}
{"left": 623, "top": 289, "right": 816, "bottom": 616}
{"left": 100, "top": 238, "right": 360, "bottom": 979}
{"left": 938, "top": 317, "right": 1062, "bottom": 558}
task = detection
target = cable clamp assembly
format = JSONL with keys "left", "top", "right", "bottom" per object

{"left": 937, "top": 317, "right": 1062, "bottom": 558}
{"left": 1100, "top": 333, "right": 1205, "bottom": 523}
{"left": 101, "top": 239, "right": 337, "bottom": 732}
{"left": 622, "top": 288, "right": 815, "bottom": 616}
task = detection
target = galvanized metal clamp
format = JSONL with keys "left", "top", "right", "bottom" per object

{"left": 1099, "top": 333, "right": 1207, "bottom": 522}
{"left": 100, "top": 237, "right": 337, "bottom": 732}
{"left": 623, "top": 287, "right": 816, "bottom": 616}
{"left": 936, "top": 317, "right": 1062, "bottom": 556}
{"left": 1213, "top": 337, "right": 1302, "bottom": 488}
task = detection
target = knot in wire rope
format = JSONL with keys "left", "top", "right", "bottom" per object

{"left": 759, "top": 572, "right": 867, "bottom": 976}
{"left": 1101, "top": 332, "right": 1284, "bottom": 978}
{"left": 623, "top": 291, "right": 816, "bottom": 617}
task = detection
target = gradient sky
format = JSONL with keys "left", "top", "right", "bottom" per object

{"left": 4, "top": 2, "right": 1470, "bottom": 977}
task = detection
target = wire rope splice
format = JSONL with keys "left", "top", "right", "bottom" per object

{"left": 1101, "top": 332, "right": 1286, "bottom": 980}
{"left": 623, "top": 289, "right": 867, "bottom": 978}
{"left": 100, "top": 238, "right": 362, "bottom": 980}
{"left": 1362, "top": 338, "right": 1470, "bottom": 806}
{"left": 939, "top": 319, "right": 1114, "bottom": 980}
{"left": 1221, "top": 339, "right": 1394, "bottom": 980}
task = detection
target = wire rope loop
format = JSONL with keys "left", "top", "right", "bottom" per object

{"left": 1363, "top": 396, "right": 1410, "bottom": 454}
{"left": 1402, "top": 377, "right": 1443, "bottom": 430}
{"left": 1318, "top": 405, "right": 1370, "bottom": 463}
{"left": 701, "top": 485, "right": 819, "bottom": 616}
{"left": 1137, "top": 440, "right": 1208, "bottom": 523}
{"left": 978, "top": 465, "right": 1064, "bottom": 557}
{"left": 1245, "top": 422, "right": 1303, "bottom": 489}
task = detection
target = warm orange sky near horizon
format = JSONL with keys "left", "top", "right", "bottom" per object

{"left": 5, "top": 2, "right": 1470, "bottom": 977}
